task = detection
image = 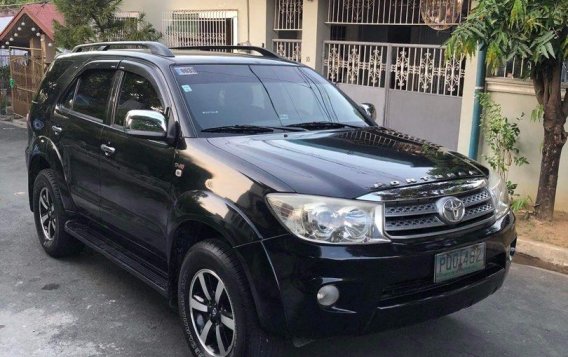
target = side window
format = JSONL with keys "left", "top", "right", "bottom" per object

{"left": 35, "top": 60, "right": 73, "bottom": 105}
{"left": 73, "top": 69, "right": 115, "bottom": 120}
{"left": 115, "top": 72, "right": 164, "bottom": 127}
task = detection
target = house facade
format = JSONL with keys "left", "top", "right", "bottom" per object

{"left": 118, "top": 0, "right": 568, "bottom": 210}
{"left": 0, "top": 2, "right": 62, "bottom": 116}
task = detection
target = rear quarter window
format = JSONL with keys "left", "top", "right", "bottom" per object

{"left": 34, "top": 60, "right": 76, "bottom": 105}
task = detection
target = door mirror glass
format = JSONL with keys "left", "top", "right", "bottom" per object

{"left": 125, "top": 110, "right": 167, "bottom": 140}
{"left": 360, "top": 103, "right": 376, "bottom": 120}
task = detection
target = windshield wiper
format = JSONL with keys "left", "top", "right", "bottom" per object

{"left": 202, "top": 125, "right": 306, "bottom": 134}
{"left": 284, "top": 121, "right": 363, "bottom": 130}
{"left": 202, "top": 125, "right": 275, "bottom": 133}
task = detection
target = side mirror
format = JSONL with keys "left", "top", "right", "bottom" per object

{"left": 360, "top": 103, "right": 376, "bottom": 120}
{"left": 125, "top": 110, "right": 167, "bottom": 140}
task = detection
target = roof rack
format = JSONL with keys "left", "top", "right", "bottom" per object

{"left": 170, "top": 45, "right": 280, "bottom": 59}
{"left": 71, "top": 41, "right": 175, "bottom": 58}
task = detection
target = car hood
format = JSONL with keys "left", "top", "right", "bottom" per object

{"left": 207, "top": 127, "right": 486, "bottom": 199}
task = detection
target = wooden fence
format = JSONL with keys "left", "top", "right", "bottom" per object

{"left": 9, "top": 47, "right": 44, "bottom": 117}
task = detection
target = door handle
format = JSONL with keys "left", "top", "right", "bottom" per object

{"left": 100, "top": 144, "right": 116, "bottom": 156}
{"left": 51, "top": 125, "right": 63, "bottom": 135}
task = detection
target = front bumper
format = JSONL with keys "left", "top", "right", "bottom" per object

{"left": 261, "top": 212, "right": 516, "bottom": 339}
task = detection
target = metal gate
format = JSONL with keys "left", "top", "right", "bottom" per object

{"left": 9, "top": 47, "right": 44, "bottom": 117}
{"left": 322, "top": 41, "right": 465, "bottom": 149}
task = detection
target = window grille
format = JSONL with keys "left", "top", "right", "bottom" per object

{"left": 162, "top": 10, "right": 238, "bottom": 47}
{"left": 112, "top": 11, "right": 140, "bottom": 40}
{"left": 274, "top": 0, "right": 303, "bottom": 31}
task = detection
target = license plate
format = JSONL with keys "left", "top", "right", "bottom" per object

{"left": 434, "top": 243, "right": 486, "bottom": 283}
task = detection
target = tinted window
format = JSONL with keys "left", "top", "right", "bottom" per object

{"left": 115, "top": 72, "right": 164, "bottom": 127}
{"left": 61, "top": 81, "right": 77, "bottom": 110}
{"left": 35, "top": 60, "right": 74, "bottom": 105}
{"left": 73, "top": 69, "right": 115, "bottom": 120}
{"left": 173, "top": 64, "right": 367, "bottom": 131}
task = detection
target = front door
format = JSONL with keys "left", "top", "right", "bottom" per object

{"left": 99, "top": 61, "right": 175, "bottom": 268}
{"left": 51, "top": 61, "right": 119, "bottom": 221}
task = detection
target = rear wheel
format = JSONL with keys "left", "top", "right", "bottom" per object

{"left": 32, "top": 169, "right": 83, "bottom": 257}
{"left": 178, "top": 240, "right": 288, "bottom": 357}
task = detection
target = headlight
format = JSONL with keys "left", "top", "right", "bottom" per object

{"left": 488, "top": 171, "right": 510, "bottom": 219}
{"left": 266, "top": 194, "right": 389, "bottom": 244}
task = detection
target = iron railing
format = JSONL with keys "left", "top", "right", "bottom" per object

{"left": 162, "top": 10, "right": 238, "bottom": 47}
{"left": 273, "top": 39, "right": 302, "bottom": 62}
{"left": 326, "top": 0, "right": 472, "bottom": 27}
{"left": 492, "top": 58, "right": 568, "bottom": 84}
{"left": 323, "top": 41, "right": 465, "bottom": 97}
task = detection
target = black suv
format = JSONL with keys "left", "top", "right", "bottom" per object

{"left": 26, "top": 41, "right": 516, "bottom": 356}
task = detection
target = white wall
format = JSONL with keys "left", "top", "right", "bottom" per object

{"left": 120, "top": 0, "right": 272, "bottom": 47}
{"left": 482, "top": 79, "right": 568, "bottom": 211}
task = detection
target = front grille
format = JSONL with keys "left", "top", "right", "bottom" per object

{"left": 384, "top": 187, "right": 494, "bottom": 238}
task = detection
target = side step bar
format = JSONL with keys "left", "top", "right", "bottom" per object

{"left": 65, "top": 220, "right": 169, "bottom": 296}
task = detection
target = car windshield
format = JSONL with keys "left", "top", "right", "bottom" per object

{"left": 173, "top": 64, "right": 370, "bottom": 133}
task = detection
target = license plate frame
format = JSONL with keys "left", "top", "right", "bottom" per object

{"left": 434, "top": 242, "right": 486, "bottom": 283}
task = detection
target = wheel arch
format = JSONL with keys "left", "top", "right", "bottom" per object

{"left": 167, "top": 215, "right": 289, "bottom": 336}
{"left": 28, "top": 154, "right": 50, "bottom": 211}
{"left": 28, "top": 138, "right": 75, "bottom": 213}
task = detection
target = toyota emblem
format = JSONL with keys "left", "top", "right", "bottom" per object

{"left": 436, "top": 196, "right": 465, "bottom": 224}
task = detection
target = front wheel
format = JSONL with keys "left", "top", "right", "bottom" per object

{"left": 178, "top": 240, "right": 288, "bottom": 357}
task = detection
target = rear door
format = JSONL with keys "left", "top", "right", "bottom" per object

{"left": 51, "top": 61, "right": 119, "bottom": 221}
{"left": 98, "top": 60, "right": 176, "bottom": 266}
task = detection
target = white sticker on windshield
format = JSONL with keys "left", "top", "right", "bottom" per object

{"left": 279, "top": 114, "right": 289, "bottom": 121}
{"left": 175, "top": 66, "right": 198, "bottom": 75}
{"left": 182, "top": 85, "right": 192, "bottom": 93}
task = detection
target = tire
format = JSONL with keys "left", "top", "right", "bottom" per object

{"left": 178, "top": 240, "right": 288, "bottom": 357}
{"left": 32, "top": 169, "right": 83, "bottom": 258}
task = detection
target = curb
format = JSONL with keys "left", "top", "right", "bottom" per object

{"left": 516, "top": 238, "right": 568, "bottom": 267}
{"left": 0, "top": 118, "right": 27, "bottom": 129}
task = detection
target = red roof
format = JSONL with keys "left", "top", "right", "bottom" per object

{"left": 0, "top": 2, "right": 64, "bottom": 43}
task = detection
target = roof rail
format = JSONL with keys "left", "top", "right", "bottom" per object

{"left": 170, "top": 45, "right": 280, "bottom": 59}
{"left": 71, "top": 41, "right": 175, "bottom": 57}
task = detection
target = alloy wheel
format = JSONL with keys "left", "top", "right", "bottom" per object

{"left": 189, "top": 269, "right": 236, "bottom": 357}
{"left": 38, "top": 187, "right": 56, "bottom": 242}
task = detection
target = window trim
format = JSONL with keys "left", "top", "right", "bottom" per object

{"left": 60, "top": 78, "right": 79, "bottom": 111}
{"left": 55, "top": 60, "right": 120, "bottom": 124}
{"left": 111, "top": 69, "right": 165, "bottom": 130}
{"left": 108, "top": 60, "right": 169, "bottom": 132}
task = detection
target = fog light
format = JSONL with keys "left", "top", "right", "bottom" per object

{"left": 317, "top": 285, "right": 339, "bottom": 307}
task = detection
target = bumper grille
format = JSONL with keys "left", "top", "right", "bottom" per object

{"left": 384, "top": 188, "right": 495, "bottom": 238}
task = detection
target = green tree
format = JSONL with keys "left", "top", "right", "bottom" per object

{"left": 446, "top": 0, "right": 568, "bottom": 220}
{"left": 53, "top": 0, "right": 161, "bottom": 49}
{"left": 0, "top": 0, "right": 34, "bottom": 5}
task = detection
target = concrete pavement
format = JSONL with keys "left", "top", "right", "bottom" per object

{"left": 1, "top": 121, "right": 567, "bottom": 357}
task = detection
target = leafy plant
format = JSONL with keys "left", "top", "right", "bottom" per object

{"left": 53, "top": 0, "right": 161, "bottom": 49}
{"left": 0, "top": 0, "right": 35, "bottom": 5}
{"left": 0, "top": 65, "right": 10, "bottom": 87}
{"left": 446, "top": 0, "right": 568, "bottom": 220}
{"left": 511, "top": 195, "right": 534, "bottom": 214}
{"left": 478, "top": 93, "right": 529, "bottom": 198}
